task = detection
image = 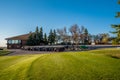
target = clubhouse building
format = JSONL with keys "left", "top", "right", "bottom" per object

{"left": 5, "top": 33, "right": 66, "bottom": 51}
{"left": 6, "top": 33, "right": 31, "bottom": 49}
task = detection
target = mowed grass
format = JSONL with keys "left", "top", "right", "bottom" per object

{"left": 0, "top": 50, "right": 11, "bottom": 56}
{"left": 0, "top": 48, "right": 120, "bottom": 80}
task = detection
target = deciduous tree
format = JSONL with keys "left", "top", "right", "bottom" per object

{"left": 57, "top": 27, "right": 69, "bottom": 44}
{"left": 69, "top": 24, "right": 80, "bottom": 45}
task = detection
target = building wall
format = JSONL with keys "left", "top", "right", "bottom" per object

{"left": 7, "top": 44, "right": 22, "bottom": 49}
{"left": 21, "top": 40, "right": 27, "bottom": 45}
{"left": 7, "top": 40, "right": 27, "bottom": 49}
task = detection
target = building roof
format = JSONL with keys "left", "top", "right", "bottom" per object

{"left": 5, "top": 33, "right": 32, "bottom": 40}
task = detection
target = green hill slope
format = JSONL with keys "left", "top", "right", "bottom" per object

{"left": 0, "top": 48, "right": 120, "bottom": 80}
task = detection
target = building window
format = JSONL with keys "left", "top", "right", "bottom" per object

{"left": 14, "top": 40, "right": 18, "bottom": 44}
{"left": 12, "top": 40, "right": 15, "bottom": 44}
{"left": 8, "top": 40, "right": 21, "bottom": 44}
{"left": 18, "top": 40, "right": 21, "bottom": 44}
{"left": 8, "top": 40, "right": 12, "bottom": 44}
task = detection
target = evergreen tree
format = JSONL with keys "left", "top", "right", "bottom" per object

{"left": 36, "top": 26, "right": 39, "bottom": 34}
{"left": 84, "top": 28, "right": 88, "bottom": 36}
{"left": 39, "top": 27, "right": 44, "bottom": 44}
{"left": 111, "top": 0, "right": 120, "bottom": 45}
{"left": 48, "top": 29, "right": 56, "bottom": 45}
{"left": 44, "top": 33, "right": 48, "bottom": 45}
{"left": 116, "top": 0, "right": 120, "bottom": 17}
{"left": 53, "top": 29, "right": 57, "bottom": 44}
{"left": 111, "top": 25, "right": 120, "bottom": 44}
{"left": 35, "top": 26, "right": 39, "bottom": 45}
{"left": 48, "top": 29, "right": 53, "bottom": 45}
{"left": 80, "top": 26, "right": 85, "bottom": 45}
{"left": 26, "top": 34, "right": 35, "bottom": 46}
{"left": 26, "top": 26, "right": 44, "bottom": 46}
{"left": 84, "top": 28, "right": 89, "bottom": 44}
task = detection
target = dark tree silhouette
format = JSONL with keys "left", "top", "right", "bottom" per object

{"left": 110, "top": 0, "right": 120, "bottom": 45}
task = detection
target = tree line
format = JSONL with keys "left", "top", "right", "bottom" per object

{"left": 26, "top": 26, "right": 56, "bottom": 46}
{"left": 26, "top": 24, "right": 110, "bottom": 46}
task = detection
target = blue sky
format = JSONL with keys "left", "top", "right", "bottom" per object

{"left": 0, "top": 0, "right": 119, "bottom": 46}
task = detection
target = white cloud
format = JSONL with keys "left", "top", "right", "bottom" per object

{"left": 0, "top": 40, "right": 7, "bottom": 47}
{"left": 0, "top": 35, "right": 7, "bottom": 47}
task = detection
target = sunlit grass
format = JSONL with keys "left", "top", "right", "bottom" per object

{"left": 0, "top": 48, "right": 120, "bottom": 80}
{"left": 89, "top": 48, "right": 120, "bottom": 59}
{"left": 0, "top": 50, "right": 11, "bottom": 56}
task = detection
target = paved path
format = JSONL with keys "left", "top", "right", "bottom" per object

{"left": 7, "top": 45, "right": 120, "bottom": 56}
{"left": 7, "top": 49, "right": 54, "bottom": 56}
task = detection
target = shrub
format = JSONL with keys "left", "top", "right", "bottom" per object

{"left": 112, "top": 39, "right": 119, "bottom": 45}
{"left": 80, "top": 45, "right": 88, "bottom": 50}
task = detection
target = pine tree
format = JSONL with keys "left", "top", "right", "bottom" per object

{"left": 111, "top": 0, "right": 120, "bottom": 45}
{"left": 36, "top": 26, "right": 39, "bottom": 34}
{"left": 119, "top": 0, "right": 120, "bottom": 4}
{"left": 53, "top": 29, "right": 57, "bottom": 44}
{"left": 26, "top": 34, "right": 34, "bottom": 46}
{"left": 116, "top": 0, "right": 120, "bottom": 17}
{"left": 84, "top": 28, "right": 88, "bottom": 36}
{"left": 26, "top": 26, "right": 44, "bottom": 46}
{"left": 111, "top": 25, "right": 120, "bottom": 44}
{"left": 48, "top": 29, "right": 56, "bottom": 45}
{"left": 84, "top": 28, "right": 89, "bottom": 44}
{"left": 48, "top": 29, "right": 53, "bottom": 45}
{"left": 39, "top": 27, "right": 44, "bottom": 45}
{"left": 44, "top": 33, "right": 48, "bottom": 45}
{"left": 35, "top": 26, "right": 39, "bottom": 45}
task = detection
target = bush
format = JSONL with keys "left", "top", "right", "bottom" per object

{"left": 0, "top": 51, "right": 10, "bottom": 56}
{"left": 80, "top": 45, "right": 88, "bottom": 50}
{"left": 112, "top": 39, "right": 119, "bottom": 45}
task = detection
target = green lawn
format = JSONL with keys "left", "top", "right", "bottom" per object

{"left": 0, "top": 48, "right": 120, "bottom": 80}
{"left": 0, "top": 50, "right": 11, "bottom": 56}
